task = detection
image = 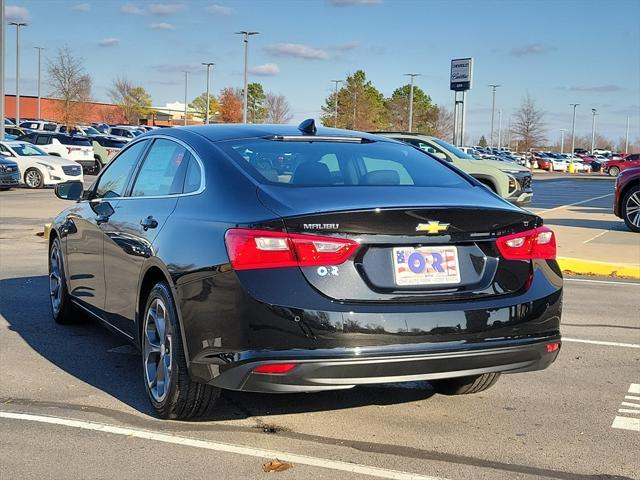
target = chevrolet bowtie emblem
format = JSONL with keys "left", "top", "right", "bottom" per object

{"left": 416, "top": 221, "right": 450, "bottom": 234}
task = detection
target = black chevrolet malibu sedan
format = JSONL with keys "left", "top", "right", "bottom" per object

{"left": 49, "top": 121, "right": 562, "bottom": 419}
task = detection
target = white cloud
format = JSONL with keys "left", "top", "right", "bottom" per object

{"left": 149, "top": 3, "right": 185, "bottom": 15}
{"left": 5, "top": 5, "right": 31, "bottom": 22}
{"left": 332, "top": 41, "right": 360, "bottom": 51}
{"left": 72, "top": 3, "right": 90, "bottom": 12}
{"left": 206, "top": 4, "right": 234, "bottom": 15}
{"left": 329, "top": 0, "right": 382, "bottom": 5}
{"left": 510, "top": 43, "right": 556, "bottom": 56}
{"left": 150, "top": 22, "right": 176, "bottom": 30}
{"left": 120, "top": 3, "right": 145, "bottom": 15}
{"left": 266, "top": 43, "right": 329, "bottom": 60}
{"left": 249, "top": 63, "right": 280, "bottom": 76}
{"left": 99, "top": 38, "right": 120, "bottom": 47}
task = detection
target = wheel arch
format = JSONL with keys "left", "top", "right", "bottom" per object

{"left": 619, "top": 179, "right": 640, "bottom": 213}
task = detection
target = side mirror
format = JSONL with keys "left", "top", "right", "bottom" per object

{"left": 0, "top": 150, "right": 12, "bottom": 157}
{"left": 434, "top": 152, "right": 449, "bottom": 161}
{"left": 54, "top": 181, "right": 84, "bottom": 201}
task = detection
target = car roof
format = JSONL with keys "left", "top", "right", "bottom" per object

{"left": 148, "top": 123, "right": 396, "bottom": 143}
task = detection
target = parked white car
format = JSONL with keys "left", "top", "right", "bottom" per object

{"left": 56, "top": 125, "right": 103, "bottom": 136}
{"left": 0, "top": 141, "right": 83, "bottom": 188}
{"left": 20, "top": 132, "right": 94, "bottom": 165}
{"left": 107, "top": 126, "right": 144, "bottom": 140}
{"left": 18, "top": 120, "right": 58, "bottom": 132}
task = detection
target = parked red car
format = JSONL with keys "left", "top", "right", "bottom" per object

{"left": 603, "top": 153, "right": 640, "bottom": 177}
{"left": 614, "top": 167, "right": 640, "bottom": 232}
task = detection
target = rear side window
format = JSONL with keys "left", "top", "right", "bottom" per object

{"left": 131, "top": 139, "right": 189, "bottom": 197}
{"left": 183, "top": 156, "right": 202, "bottom": 193}
{"left": 57, "top": 135, "right": 91, "bottom": 146}
{"left": 35, "top": 135, "right": 50, "bottom": 145}
{"left": 43, "top": 123, "right": 57, "bottom": 131}
{"left": 219, "top": 139, "right": 467, "bottom": 188}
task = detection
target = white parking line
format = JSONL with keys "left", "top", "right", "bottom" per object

{"left": 611, "top": 416, "right": 640, "bottom": 432}
{"left": 0, "top": 411, "right": 446, "bottom": 480}
{"left": 630, "top": 384, "right": 640, "bottom": 395}
{"left": 564, "top": 278, "right": 640, "bottom": 287}
{"left": 536, "top": 193, "right": 614, "bottom": 215}
{"left": 626, "top": 396, "right": 640, "bottom": 401}
{"left": 562, "top": 338, "right": 640, "bottom": 349}
{"left": 612, "top": 384, "right": 640, "bottom": 433}
{"left": 621, "top": 402, "right": 640, "bottom": 409}
{"left": 618, "top": 409, "right": 640, "bottom": 415}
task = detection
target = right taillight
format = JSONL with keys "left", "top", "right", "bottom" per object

{"left": 496, "top": 226, "right": 556, "bottom": 260}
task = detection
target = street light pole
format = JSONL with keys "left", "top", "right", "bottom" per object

{"left": 35, "top": 47, "right": 45, "bottom": 119}
{"left": 497, "top": 109, "right": 502, "bottom": 149}
{"left": 235, "top": 31, "right": 259, "bottom": 124}
{"left": 0, "top": 0, "right": 5, "bottom": 141}
{"left": 488, "top": 84, "right": 500, "bottom": 148}
{"left": 625, "top": 116, "right": 630, "bottom": 154}
{"left": 202, "top": 62, "right": 214, "bottom": 124}
{"left": 590, "top": 108, "right": 597, "bottom": 153}
{"left": 570, "top": 103, "right": 579, "bottom": 159}
{"left": 330, "top": 80, "right": 342, "bottom": 128}
{"left": 559, "top": 129, "right": 567, "bottom": 154}
{"left": 183, "top": 71, "right": 188, "bottom": 126}
{"left": 9, "top": 22, "right": 27, "bottom": 125}
{"left": 404, "top": 73, "right": 420, "bottom": 133}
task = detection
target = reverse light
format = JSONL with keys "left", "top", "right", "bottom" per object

{"left": 224, "top": 229, "right": 359, "bottom": 271}
{"left": 496, "top": 226, "right": 556, "bottom": 260}
{"left": 253, "top": 363, "right": 298, "bottom": 374}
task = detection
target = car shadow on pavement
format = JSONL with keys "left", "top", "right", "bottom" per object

{"left": 0, "top": 275, "right": 436, "bottom": 421}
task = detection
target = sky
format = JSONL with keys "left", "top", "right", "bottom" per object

{"left": 3, "top": 0, "right": 639, "bottom": 145}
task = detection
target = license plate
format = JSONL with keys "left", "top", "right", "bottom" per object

{"left": 392, "top": 246, "right": 461, "bottom": 286}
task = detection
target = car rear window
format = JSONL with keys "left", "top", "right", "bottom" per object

{"left": 57, "top": 135, "right": 91, "bottom": 146}
{"left": 219, "top": 138, "right": 467, "bottom": 188}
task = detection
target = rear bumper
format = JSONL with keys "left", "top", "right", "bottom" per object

{"left": 205, "top": 336, "right": 560, "bottom": 393}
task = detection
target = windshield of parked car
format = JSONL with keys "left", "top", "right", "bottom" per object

{"left": 11, "top": 144, "right": 48, "bottom": 156}
{"left": 431, "top": 138, "right": 475, "bottom": 160}
{"left": 82, "top": 127, "right": 100, "bottom": 135}
{"left": 57, "top": 135, "right": 92, "bottom": 146}
{"left": 220, "top": 138, "right": 468, "bottom": 188}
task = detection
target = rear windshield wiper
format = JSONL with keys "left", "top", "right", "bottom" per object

{"left": 268, "top": 135, "right": 375, "bottom": 143}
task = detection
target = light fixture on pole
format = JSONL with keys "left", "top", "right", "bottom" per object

{"left": 35, "top": 47, "right": 45, "bottom": 119}
{"left": 590, "top": 108, "right": 598, "bottom": 154}
{"left": 9, "top": 21, "right": 27, "bottom": 126}
{"left": 559, "top": 128, "right": 567, "bottom": 154}
{"left": 569, "top": 103, "right": 579, "bottom": 159}
{"left": 235, "top": 31, "right": 259, "bottom": 124}
{"left": 202, "top": 62, "right": 215, "bottom": 124}
{"left": 488, "top": 84, "right": 501, "bottom": 148}
{"left": 330, "top": 80, "right": 342, "bottom": 128}
{"left": 404, "top": 73, "right": 420, "bottom": 133}
{"left": 183, "top": 71, "right": 189, "bottom": 126}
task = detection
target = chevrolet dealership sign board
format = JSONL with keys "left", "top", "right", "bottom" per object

{"left": 450, "top": 58, "right": 473, "bottom": 91}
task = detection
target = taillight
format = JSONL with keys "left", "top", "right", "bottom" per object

{"left": 224, "top": 229, "right": 359, "bottom": 271}
{"left": 496, "top": 226, "right": 556, "bottom": 260}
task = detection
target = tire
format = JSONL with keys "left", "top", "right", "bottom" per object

{"left": 24, "top": 168, "right": 44, "bottom": 189}
{"left": 141, "top": 281, "right": 221, "bottom": 419}
{"left": 431, "top": 373, "right": 501, "bottom": 395}
{"left": 608, "top": 166, "right": 620, "bottom": 177}
{"left": 622, "top": 185, "right": 640, "bottom": 233}
{"left": 49, "top": 237, "right": 83, "bottom": 324}
{"left": 93, "top": 158, "right": 104, "bottom": 175}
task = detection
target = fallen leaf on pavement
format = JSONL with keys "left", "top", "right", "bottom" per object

{"left": 262, "top": 460, "right": 292, "bottom": 473}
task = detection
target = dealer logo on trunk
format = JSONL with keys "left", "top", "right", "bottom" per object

{"left": 416, "top": 221, "right": 449, "bottom": 234}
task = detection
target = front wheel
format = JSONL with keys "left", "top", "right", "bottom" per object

{"left": 49, "top": 237, "right": 83, "bottom": 324}
{"left": 431, "top": 372, "right": 501, "bottom": 395}
{"left": 622, "top": 186, "right": 640, "bottom": 233}
{"left": 608, "top": 166, "right": 620, "bottom": 177}
{"left": 24, "top": 168, "right": 44, "bottom": 189}
{"left": 142, "top": 281, "right": 221, "bottom": 419}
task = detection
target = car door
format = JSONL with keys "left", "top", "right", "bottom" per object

{"left": 64, "top": 140, "right": 150, "bottom": 321}
{"left": 102, "top": 138, "right": 193, "bottom": 335}
{"left": 627, "top": 154, "right": 640, "bottom": 169}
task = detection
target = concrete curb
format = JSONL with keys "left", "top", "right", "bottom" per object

{"left": 557, "top": 257, "right": 640, "bottom": 279}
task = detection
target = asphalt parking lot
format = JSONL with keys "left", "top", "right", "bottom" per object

{"left": 0, "top": 179, "right": 638, "bottom": 480}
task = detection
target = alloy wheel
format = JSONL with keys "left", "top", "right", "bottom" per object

{"left": 625, "top": 191, "right": 640, "bottom": 229}
{"left": 49, "top": 243, "right": 62, "bottom": 316}
{"left": 25, "top": 169, "right": 42, "bottom": 188}
{"left": 143, "top": 298, "right": 173, "bottom": 403}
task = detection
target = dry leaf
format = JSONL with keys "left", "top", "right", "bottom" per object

{"left": 262, "top": 459, "right": 292, "bottom": 473}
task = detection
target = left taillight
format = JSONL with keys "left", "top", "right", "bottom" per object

{"left": 496, "top": 226, "right": 556, "bottom": 260}
{"left": 224, "top": 229, "right": 359, "bottom": 271}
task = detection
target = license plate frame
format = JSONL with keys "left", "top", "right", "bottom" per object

{"left": 392, "top": 246, "right": 461, "bottom": 286}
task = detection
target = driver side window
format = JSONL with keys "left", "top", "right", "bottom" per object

{"left": 93, "top": 140, "right": 148, "bottom": 199}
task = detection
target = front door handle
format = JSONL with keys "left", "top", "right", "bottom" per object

{"left": 140, "top": 216, "right": 158, "bottom": 231}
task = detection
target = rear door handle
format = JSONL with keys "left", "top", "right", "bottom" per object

{"left": 140, "top": 216, "right": 158, "bottom": 231}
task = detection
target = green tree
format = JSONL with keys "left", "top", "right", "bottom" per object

{"left": 385, "top": 84, "right": 437, "bottom": 133}
{"left": 189, "top": 92, "right": 219, "bottom": 123}
{"left": 320, "top": 70, "right": 387, "bottom": 130}
{"left": 247, "top": 83, "right": 267, "bottom": 123}
{"left": 107, "top": 78, "right": 152, "bottom": 125}
{"left": 478, "top": 135, "right": 488, "bottom": 148}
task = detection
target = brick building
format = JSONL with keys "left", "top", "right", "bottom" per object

{"left": 4, "top": 94, "right": 126, "bottom": 124}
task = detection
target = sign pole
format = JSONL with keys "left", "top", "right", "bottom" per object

{"left": 452, "top": 91, "right": 458, "bottom": 145}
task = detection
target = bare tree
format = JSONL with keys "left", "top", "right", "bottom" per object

{"left": 264, "top": 93, "right": 293, "bottom": 124}
{"left": 48, "top": 47, "right": 92, "bottom": 126}
{"left": 511, "top": 93, "right": 546, "bottom": 150}
{"left": 107, "top": 77, "right": 152, "bottom": 125}
{"left": 432, "top": 106, "right": 454, "bottom": 140}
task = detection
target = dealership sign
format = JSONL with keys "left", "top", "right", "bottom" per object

{"left": 450, "top": 58, "right": 473, "bottom": 91}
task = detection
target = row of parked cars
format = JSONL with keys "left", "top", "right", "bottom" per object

{"left": 1, "top": 118, "right": 161, "bottom": 189}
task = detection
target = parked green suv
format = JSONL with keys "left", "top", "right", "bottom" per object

{"left": 377, "top": 133, "right": 533, "bottom": 205}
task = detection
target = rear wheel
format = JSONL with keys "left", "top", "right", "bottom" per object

{"left": 622, "top": 185, "right": 640, "bottom": 233}
{"left": 24, "top": 168, "right": 44, "bottom": 189}
{"left": 608, "top": 166, "right": 620, "bottom": 177}
{"left": 142, "top": 281, "right": 221, "bottom": 419}
{"left": 431, "top": 373, "right": 501, "bottom": 395}
{"left": 93, "top": 158, "right": 104, "bottom": 175}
